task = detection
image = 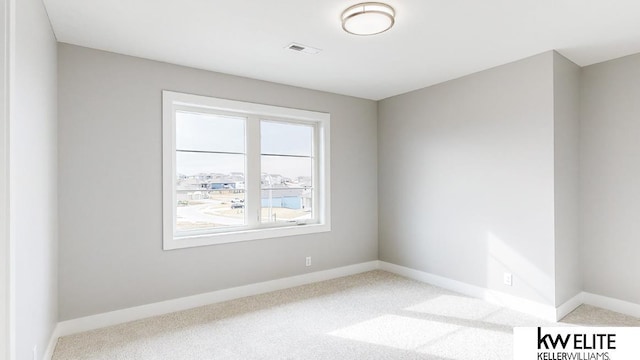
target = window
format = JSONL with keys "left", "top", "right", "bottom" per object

{"left": 162, "top": 91, "right": 330, "bottom": 250}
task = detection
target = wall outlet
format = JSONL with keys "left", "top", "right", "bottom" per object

{"left": 305, "top": 256, "right": 311, "bottom": 267}
{"left": 33, "top": 345, "right": 38, "bottom": 360}
{"left": 503, "top": 272, "right": 513, "bottom": 286}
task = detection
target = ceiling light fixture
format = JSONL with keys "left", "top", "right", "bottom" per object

{"left": 341, "top": 2, "right": 395, "bottom": 36}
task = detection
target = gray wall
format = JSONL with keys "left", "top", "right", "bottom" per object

{"left": 580, "top": 53, "right": 640, "bottom": 304}
{"left": 378, "top": 52, "right": 558, "bottom": 305}
{"left": 0, "top": 0, "right": 8, "bottom": 356}
{"left": 57, "top": 44, "right": 378, "bottom": 320}
{"left": 552, "top": 52, "right": 581, "bottom": 305}
{"left": 11, "top": 0, "right": 58, "bottom": 358}
{"left": 55, "top": 40, "right": 640, "bottom": 322}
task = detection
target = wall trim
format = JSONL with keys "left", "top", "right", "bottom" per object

{"left": 0, "top": 0, "right": 11, "bottom": 359}
{"left": 555, "top": 292, "right": 584, "bottom": 321}
{"left": 43, "top": 330, "right": 58, "bottom": 360}
{"left": 49, "top": 261, "right": 379, "bottom": 344}
{"left": 43, "top": 261, "right": 640, "bottom": 359}
{"left": 379, "top": 262, "right": 640, "bottom": 322}
{"left": 378, "top": 261, "right": 558, "bottom": 322}
{"left": 582, "top": 292, "right": 640, "bottom": 319}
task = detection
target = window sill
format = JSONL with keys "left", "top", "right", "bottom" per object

{"left": 163, "top": 223, "right": 331, "bottom": 250}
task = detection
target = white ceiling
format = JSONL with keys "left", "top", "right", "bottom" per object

{"left": 43, "top": 0, "right": 640, "bottom": 100}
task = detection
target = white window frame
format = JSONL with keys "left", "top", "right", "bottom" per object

{"left": 162, "top": 91, "right": 331, "bottom": 250}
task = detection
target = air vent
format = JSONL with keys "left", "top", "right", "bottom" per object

{"left": 286, "top": 42, "right": 322, "bottom": 55}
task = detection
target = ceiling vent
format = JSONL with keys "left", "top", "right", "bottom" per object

{"left": 286, "top": 42, "right": 321, "bottom": 55}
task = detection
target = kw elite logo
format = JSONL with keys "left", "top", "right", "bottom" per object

{"left": 514, "top": 327, "right": 640, "bottom": 360}
{"left": 536, "top": 327, "right": 614, "bottom": 359}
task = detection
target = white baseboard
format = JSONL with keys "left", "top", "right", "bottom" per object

{"left": 555, "top": 292, "right": 584, "bottom": 321}
{"left": 43, "top": 324, "right": 61, "bottom": 360}
{"left": 43, "top": 260, "right": 640, "bottom": 359}
{"left": 50, "top": 260, "right": 378, "bottom": 346}
{"left": 379, "top": 262, "right": 640, "bottom": 322}
{"left": 582, "top": 292, "right": 640, "bottom": 319}
{"left": 378, "top": 261, "right": 558, "bottom": 322}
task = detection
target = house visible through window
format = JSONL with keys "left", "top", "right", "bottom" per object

{"left": 261, "top": 120, "right": 314, "bottom": 224}
{"left": 163, "top": 91, "right": 330, "bottom": 250}
{"left": 175, "top": 111, "right": 247, "bottom": 231}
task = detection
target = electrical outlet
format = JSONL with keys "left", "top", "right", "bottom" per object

{"left": 503, "top": 272, "right": 513, "bottom": 286}
{"left": 305, "top": 256, "right": 311, "bottom": 267}
{"left": 33, "top": 345, "right": 38, "bottom": 360}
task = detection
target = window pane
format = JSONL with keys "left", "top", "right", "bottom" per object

{"left": 261, "top": 155, "right": 312, "bottom": 187}
{"left": 177, "top": 152, "right": 244, "bottom": 177}
{"left": 261, "top": 121, "right": 313, "bottom": 156}
{"left": 176, "top": 111, "right": 245, "bottom": 153}
{"left": 261, "top": 189, "right": 312, "bottom": 224}
{"left": 176, "top": 152, "right": 245, "bottom": 231}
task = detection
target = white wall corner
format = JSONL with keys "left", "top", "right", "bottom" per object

{"left": 555, "top": 292, "right": 584, "bottom": 321}
{"left": 378, "top": 261, "right": 558, "bottom": 322}
{"left": 43, "top": 324, "right": 61, "bottom": 360}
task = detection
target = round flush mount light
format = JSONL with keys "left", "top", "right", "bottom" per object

{"left": 341, "top": 2, "right": 395, "bottom": 36}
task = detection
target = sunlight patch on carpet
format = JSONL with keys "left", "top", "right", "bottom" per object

{"left": 405, "top": 294, "right": 502, "bottom": 320}
{"left": 328, "top": 314, "right": 459, "bottom": 350}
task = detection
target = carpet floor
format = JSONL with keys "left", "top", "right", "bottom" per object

{"left": 52, "top": 270, "right": 640, "bottom": 359}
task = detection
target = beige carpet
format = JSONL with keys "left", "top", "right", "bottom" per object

{"left": 52, "top": 270, "right": 640, "bottom": 359}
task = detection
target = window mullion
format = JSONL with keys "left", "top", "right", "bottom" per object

{"left": 313, "top": 123, "right": 319, "bottom": 223}
{"left": 163, "top": 90, "right": 330, "bottom": 251}
{"left": 245, "top": 116, "right": 261, "bottom": 226}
